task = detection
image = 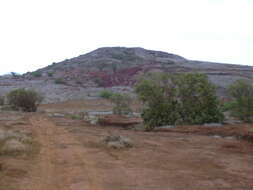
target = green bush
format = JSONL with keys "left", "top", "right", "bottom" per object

{"left": 229, "top": 80, "right": 253, "bottom": 122}
{"left": 31, "top": 71, "right": 42, "bottom": 77}
{"left": 0, "top": 96, "right": 4, "bottom": 106}
{"left": 99, "top": 90, "right": 114, "bottom": 99}
{"left": 93, "top": 77, "right": 104, "bottom": 87}
{"left": 54, "top": 78, "right": 66, "bottom": 85}
{"left": 135, "top": 73, "right": 224, "bottom": 130}
{"left": 110, "top": 93, "right": 132, "bottom": 115}
{"left": 7, "top": 89, "right": 43, "bottom": 112}
{"left": 47, "top": 72, "right": 54, "bottom": 77}
{"left": 221, "top": 101, "right": 237, "bottom": 112}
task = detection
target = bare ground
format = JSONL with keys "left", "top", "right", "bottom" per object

{"left": 0, "top": 101, "right": 253, "bottom": 190}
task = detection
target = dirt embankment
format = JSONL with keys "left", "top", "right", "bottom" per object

{"left": 156, "top": 124, "right": 253, "bottom": 143}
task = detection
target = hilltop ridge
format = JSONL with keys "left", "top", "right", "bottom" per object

{"left": 1, "top": 47, "right": 253, "bottom": 102}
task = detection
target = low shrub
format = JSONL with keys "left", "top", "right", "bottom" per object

{"left": 99, "top": 90, "right": 114, "bottom": 99}
{"left": 110, "top": 93, "right": 132, "bottom": 115}
{"left": 7, "top": 89, "right": 43, "bottom": 112}
{"left": 0, "top": 96, "right": 4, "bottom": 106}
{"left": 47, "top": 72, "right": 54, "bottom": 77}
{"left": 31, "top": 71, "right": 42, "bottom": 77}
{"left": 54, "top": 78, "right": 66, "bottom": 85}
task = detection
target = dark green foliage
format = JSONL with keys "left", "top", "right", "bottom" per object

{"left": 99, "top": 90, "right": 114, "bottom": 99}
{"left": 135, "top": 73, "right": 224, "bottom": 130}
{"left": 135, "top": 73, "right": 179, "bottom": 129}
{"left": 54, "top": 78, "right": 66, "bottom": 85}
{"left": 110, "top": 93, "right": 132, "bottom": 115}
{"left": 7, "top": 89, "right": 43, "bottom": 112}
{"left": 31, "top": 71, "right": 42, "bottom": 77}
{"left": 221, "top": 101, "right": 237, "bottom": 112}
{"left": 0, "top": 96, "right": 4, "bottom": 106}
{"left": 229, "top": 80, "right": 253, "bottom": 122}
{"left": 93, "top": 77, "right": 103, "bottom": 87}
{"left": 176, "top": 73, "right": 224, "bottom": 124}
{"left": 47, "top": 72, "right": 54, "bottom": 77}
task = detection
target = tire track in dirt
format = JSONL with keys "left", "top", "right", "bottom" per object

{"left": 26, "top": 115, "right": 106, "bottom": 190}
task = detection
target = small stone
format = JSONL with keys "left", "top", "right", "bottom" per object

{"left": 107, "top": 141, "right": 125, "bottom": 149}
{"left": 53, "top": 113, "right": 65, "bottom": 117}
{"left": 212, "top": 135, "right": 222, "bottom": 138}
{"left": 158, "top": 125, "right": 175, "bottom": 129}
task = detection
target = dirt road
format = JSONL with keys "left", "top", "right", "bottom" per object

{"left": 22, "top": 115, "right": 107, "bottom": 190}
{"left": 2, "top": 113, "right": 253, "bottom": 190}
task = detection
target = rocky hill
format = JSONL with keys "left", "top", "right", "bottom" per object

{"left": 1, "top": 47, "right": 253, "bottom": 102}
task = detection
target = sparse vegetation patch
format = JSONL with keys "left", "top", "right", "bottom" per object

{"left": 31, "top": 71, "right": 42, "bottom": 77}
{"left": 110, "top": 93, "right": 133, "bottom": 116}
{"left": 54, "top": 78, "right": 66, "bottom": 85}
{"left": 99, "top": 90, "right": 114, "bottom": 99}
{"left": 7, "top": 88, "right": 43, "bottom": 112}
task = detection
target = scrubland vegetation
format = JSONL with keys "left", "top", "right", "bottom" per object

{"left": 6, "top": 88, "right": 43, "bottom": 112}
{"left": 135, "top": 73, "right": 224, "bottom": 130}
{"left": 98, "top": 73, "right": 253, "bottom": 130}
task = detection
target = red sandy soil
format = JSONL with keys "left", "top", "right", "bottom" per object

{"left": 0, "top": 101, "right": 253, "bottom": 190}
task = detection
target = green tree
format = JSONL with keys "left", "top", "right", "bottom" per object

{"left": 176, "top": 73, "right": 224, "bottom": 124}
{"left": 110, "top": 93, "right": 132, "bottom": 115}
{"left": 135, "top": 73, "right": 179, "bottom": 130}
{"left": 229, "top": 80, "right": 253, "bottom": 122}
{"left": 135, "top": 73, "right": 224, "bottom": 130}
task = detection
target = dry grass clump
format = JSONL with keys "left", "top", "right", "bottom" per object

{"left": 1, "top": 139, "right": 28, "bottom": 154}
{"left": 101, "top": 135, "right": 133, "bottom": 149}
{"left": 0, "top": 129, "right": 32, "bottom": 155}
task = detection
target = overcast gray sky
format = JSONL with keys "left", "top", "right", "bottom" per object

{"left": 0, "top": 0, "right": 252, "bottom": 75}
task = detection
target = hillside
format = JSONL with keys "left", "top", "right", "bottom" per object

{"left": 28, "top": 47, "right": 253, "bottom": 89}
{"left": 1, "top": 47, "right": 253, "bottom": 102}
